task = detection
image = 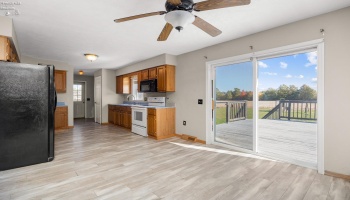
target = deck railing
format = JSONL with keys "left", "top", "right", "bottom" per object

{"left": 217, "top": 101, "right": 247, "bottom": 123}
{"left": 263, "top": 100, "right": 317, "bottom": 121}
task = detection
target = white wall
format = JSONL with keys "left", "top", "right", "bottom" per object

{"left": 74, "top": 75, "right": 95, "bottom": 118}
{"left": 0, "top": 16, "right": 12, "bottom": 37}
{"left": 94, "top": 69, "right": 118, "bottom": 123}
{"left": 166, "top": 7, "right": 350, "bottom": 175}
{"left": 0, "top": 16, "right": 21, "bottom": 60}
{"left": 21, "top": 55, "right": 74, "bottom": 127}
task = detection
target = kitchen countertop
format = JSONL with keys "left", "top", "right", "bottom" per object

{"left": 109, "top": 104, "right": 175, "bottom": 109}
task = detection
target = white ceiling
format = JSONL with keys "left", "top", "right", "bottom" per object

{"left": 2, "top": 0, "right": 350, "bottom": 75}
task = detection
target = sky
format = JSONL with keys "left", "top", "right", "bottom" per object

{"left": 216, "top": 51, "right": 318, "bottom": 92}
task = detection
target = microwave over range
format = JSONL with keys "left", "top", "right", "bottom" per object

{"left": 140, "top": 79, "right": 157, "bottom": 93}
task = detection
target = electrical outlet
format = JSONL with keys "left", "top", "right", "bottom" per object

{"left": 183, "top": 121, "right": 186, "bottom": 126}
{"left": 198, "top": 99, "right": 203, "bottom": 104}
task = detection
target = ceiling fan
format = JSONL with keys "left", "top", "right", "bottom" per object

{"left": 114, "top": 0, "right": 251, "bottom": 41}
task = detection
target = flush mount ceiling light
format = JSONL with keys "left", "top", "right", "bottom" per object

{"left": 84, "top": 54, "right": 98, "bottom": 62}
{"left": 78, "top": 70, "right": 84, "bottom": 75}
{"left": 165, "top": 10, "right": 195, "bottom": 32}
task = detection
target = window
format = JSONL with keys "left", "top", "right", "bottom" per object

{"left": 73, "top": 84, "right": 82, "bottom": 102}
{"left": 131, "top": 76, "right": 144, "bottom": 100}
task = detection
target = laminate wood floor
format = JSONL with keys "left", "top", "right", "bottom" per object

{"left": 0, "top": 119, "right": 349, "bottom": 200}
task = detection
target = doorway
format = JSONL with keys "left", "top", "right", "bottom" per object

{"left": 206, "top": 40, "right": 324, "bottom": 172}
{"left": 73, "top": 82, "right": 86, "bottom": 119}
{"left": 94, "top": 76, "right": 102, "bottom": 124}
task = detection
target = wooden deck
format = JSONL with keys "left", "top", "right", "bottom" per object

{"left": 215, "top": 119, "right": 317, "bottom": 168}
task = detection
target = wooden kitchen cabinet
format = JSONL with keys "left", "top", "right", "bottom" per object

{"left": 108, "top": 105, "right": 116, "bottom": 124}
{"left": 116, "top": 76, "right": 123, "bottom": 94}
{"left": 147, "top": 108, "right": 175, "bottom": 140}
{"left": 137, "top": 71, "right": 142, "bottom": 92}
{"left": 122, "top": 76, "right": 131, "bottom": 94}
{"left": 55, "top": 106, "right": 68, "bottom": 130}
{"left": 157, "top": 65, "right": 175, "bottom": 92}
{"left": 55, "top": 70, "right": 66, "bottom": 93}
{"left": 0, "top": 36, "right": 19, "bottom": 62}
{"left": 148, "top": 68, "right": 157, "bottom": 79}
{"left": 109, "top": 105, "right": 131, "bottom": 129}
{"left": 141, "top": 69, "right": 149, "bottom": 81}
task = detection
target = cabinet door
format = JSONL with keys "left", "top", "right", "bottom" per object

{"left": 157, "top": 66, "right": 166, "bottom": 92}
{"left": 108, "top": 108, "right": 115, "bottom": 124}
{"left": 147, "top": 114, "right": 157, "bottom": 136}
{"left": 116, "top": 76, "right": 123, "bottom": 94}
{"left": 55, "top": 70, "right": 67, "bottom": 93}
{"left": 127, "top": 112, "right": 132, "bottom": 128}
{"left": 0, "top": 36, "right": 7, "bottom": 61}
{"left": 115, "top": 111, "right": 121, "bottom": 126}
{"left": 55, "top": 107, "right": 68, "bottom": 129}
{"left": 141, "top": 70, "right": 149, "bottom": 81}
{"left": 122, "top": 76, "right": 131, "bottom": 94}
{"left": 148, "top": 68, "right": 157, "bottom": 79}
{"left": 137, "top": 71, "right": 142, "bottom": 92}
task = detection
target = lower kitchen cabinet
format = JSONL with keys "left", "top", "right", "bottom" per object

{"left": 147, "top": 108, "right": 175, "bottom": 140}
{"left": 108, "top": 105, "right": 131, "bottom": 129}
{"left": 55, "top": 106, "right": 68, "bottom": 130}
{"left": 108, "top": 105, "right": 116, "bottom": 124}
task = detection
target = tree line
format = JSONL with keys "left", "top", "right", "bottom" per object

{"left": 216, "top": 84, "right": 317, "bottom": 101}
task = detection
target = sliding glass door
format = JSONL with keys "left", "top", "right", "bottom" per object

{"left": 214, "top": 61, "right": 254, "bottom": 150}
{"left": 257, "top": 51, "right": 318, "bottom": 168}
{"left": 211, "top": 45, "right": 321, "bottom": 170}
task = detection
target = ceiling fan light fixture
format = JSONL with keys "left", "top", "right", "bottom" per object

{"left": 84, "top": 53, "right": 98, "bottom": 62}
{"left": 165, "top": 10, "right": 195, "bottom": 32}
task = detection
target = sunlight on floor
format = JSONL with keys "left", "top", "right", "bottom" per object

{"left": 169, "top": 142, "right": 276, "bottom": 161}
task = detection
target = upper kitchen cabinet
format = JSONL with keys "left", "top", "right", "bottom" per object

{"left": 157, "top": 65, "right": 175, "bottom": 92}
{"left": 0, "top": 36, "right": 19, "bottom": 63}
{"left": 116, "top": 75, "right": 123, "bottom": 94}
{"left": 148, "top": 67, "right": 157, "bottom": 79}
{"left": 137, "top": 71, "right": 141, "bottom": 92}
{"left": 122, "top": 75, "right": 131, "bottom": 94}
{"left": 55, "top": 70, "right": 66, "bottom": 93}
{"left": 141, "top": 69, "right": 149, "bottom": 81}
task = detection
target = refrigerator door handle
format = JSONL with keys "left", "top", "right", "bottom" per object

{"left": 54, "top": 90, "right": 57, "bottom": 112}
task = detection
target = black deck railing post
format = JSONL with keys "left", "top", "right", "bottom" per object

{"left": 288, "top": 101, "right": 291, "bottom": 121}
{"left": 279, "top": 101, "right": 282, "bottom": 119}
{"left": 226, "top": 103, "right": 228, "bottom": 124}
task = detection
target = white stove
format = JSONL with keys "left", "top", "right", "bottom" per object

{"left": 131, "top": 97, "right": 166, "bottom": 137}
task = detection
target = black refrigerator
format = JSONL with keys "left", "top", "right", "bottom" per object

{"left": 0, "top": 62, "right": 56, "bottom": 171}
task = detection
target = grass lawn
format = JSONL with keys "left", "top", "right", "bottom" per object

{"left": 215, "top": 107, "right": 270, "bottom": 125}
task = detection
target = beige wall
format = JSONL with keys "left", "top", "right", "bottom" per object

{"left": 115, "top": 54, "right": 177, "bottom": 76}
{"left": 0, "top": 16, "right": 21, "bottom": 60}
{"left": 21, "top": 55, "right": 74, "bottom": 127}
{"left": 94, "top": 69, "right": 118, "bottom": 123}
{"left": 0, "top": 16, "right": 12, "bottom": 37}
{"left": 167, "top": 7, "right": 350, "bottom": 175}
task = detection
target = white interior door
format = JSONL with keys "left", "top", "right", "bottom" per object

{"left": 95, "top": 76, "right": 102, "bottom": 124}
{"left": 73, "top": 82, "right": 85, "bottom": 118}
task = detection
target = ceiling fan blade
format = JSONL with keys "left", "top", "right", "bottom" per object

{"left": 193, "top": 16, "right": 222, "bottom": 37}
{"left": 167, "top": 0, "right": 182, "bottom": 6}
{"left": 157, "top": 23, "right": 173, "bottom": 41}
{"left": 194, "top": 0, "right": 250, "bottom": 11}
{"left": 114, "top": 11, "right": 166, "bottom": 23}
